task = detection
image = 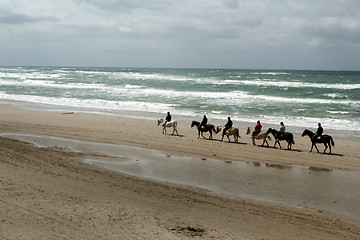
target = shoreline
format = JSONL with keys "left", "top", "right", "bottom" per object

{"left": 2, "top": 99, "right": 359, "bottom": 139}
{"left": 1, "top": 103, "right": 359, "bottom": 170}
{"left": 1, "top": 103, "right": 360, "bottom": 239}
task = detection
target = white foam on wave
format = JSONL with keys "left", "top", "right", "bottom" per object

{"left": 1, "top": 91, "right": 359, "bottom": 136}
{"left": 122, "top": 87, "right": 359, "bottom": 107}
{"left": 224, "top": 79, "right": 360, "bottom": 90}
{"left": 0, "top": 71, "right": 65, "bottom": 80}
{"left": 0, "top": 77, "right": 108, "bottom": 90}
{"left": 0, "top": 92, "right": 174, "bottom": 114}
{"left": 3, "top": 76, "right": 357, "bottom": 107}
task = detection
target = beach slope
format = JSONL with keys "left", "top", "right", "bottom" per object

{"left": 1, "top": 104, "right": 360, "bottom": 239}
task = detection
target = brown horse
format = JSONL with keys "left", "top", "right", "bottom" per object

{"left": 266, "top": 128, "right": 295, "bottom": 150}
{"left": 191, "top": 121, "right": 216, "bottom": 139}
{"left": 215, "top": 126, "right": 240, "bottom": 143}
{"left": 302, "top": 129, "right": 334, "bottom": 154}
{"left": 246, "top": 127, "right": 272, "bottom": 146}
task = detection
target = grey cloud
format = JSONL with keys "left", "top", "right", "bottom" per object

{"left": 0, "top": 0, "right": 359, "bottom": 70}
{"left": 0, "top": 11, "right": 58, "bottom": 24}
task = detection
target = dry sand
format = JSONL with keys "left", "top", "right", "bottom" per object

{"left": 1, "top": 103, "right": 359, "bottom": 239}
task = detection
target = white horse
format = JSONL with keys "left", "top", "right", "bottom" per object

{"left": 157, "top": 119, "right": 179, "bottom": 135}
{"left": 215, "top": 126, "right": 240, "bottom": 143}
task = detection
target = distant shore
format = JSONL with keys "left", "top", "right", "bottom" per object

{"left": 1, "top": 103, "right": 360, "bottom": 239}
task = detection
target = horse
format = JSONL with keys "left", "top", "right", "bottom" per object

{"left": 302, "top": 129, "right": 334, "bottom": 154}
{"left": 266, "top": 128, "right": 295, "bottom": 150}
{"left": 191, "top": 121, "right": 216, "bottom": 139}
{"left": 157, "top": 118, "right": 179, "bottom": 135}
{"left": 246, "top": 127, "right": 272, "bottom": 147}
{"left": 215, "top": 126, "right": 240, "bottom": 143}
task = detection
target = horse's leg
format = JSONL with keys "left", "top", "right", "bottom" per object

{"left": 163, "top": 127, "right": 166, "bottom": 134}
{"left": 197, "top": 129, "right": 200, "bottom": 139}
{"left": 313, "top": 143, "right": 320, "bottom": 153}
{"left": 201, "top": 131, "right": 205, "bottom": 139}
{"left": 227, "top": 135, "right": 231, "bottom": 143}
{"left": 220, "top": 135, "right": 224, "bottom": 142}
{"left": 209, "top": 130, "right": 213, "bottom": 140}
{"left": 323, "top": 143, "right": 328, "bottom": 154}
{"left": 328, "top": 142, "right": 332, "bottom": 154}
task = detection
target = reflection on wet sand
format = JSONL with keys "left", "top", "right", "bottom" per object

{"left": 2, "top": 133, "right": 360, "bottom": 221}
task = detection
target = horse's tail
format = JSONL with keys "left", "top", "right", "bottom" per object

{"left": 330, "top": 136, "right": 335, "bottom": 146}
{"left": 291, "top": 134, "right": 295, "bottom": 145}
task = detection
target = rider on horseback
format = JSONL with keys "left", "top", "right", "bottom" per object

{"left": 277, "top": 121, "right": 286, "bottom": 141}
{"left": 164, "top": 112, "right": 171, "bottom": 125}
{"left": 198, "top": 115, "right": 208, "bottom": 131}
{"left": 223, "top": 117, "right": 233, "bottom": 136}
{"left": 279, "top": 122, "right": 285, "bottom": 133}
{"left": 313, "top": 123, "right": 323, "bottom": 142}
{"left": 252, "top": 120, "right": 262, "bottom": 139}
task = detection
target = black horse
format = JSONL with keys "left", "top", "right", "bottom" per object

{"left": 191, "top": 121, "right": 216, "bottom": 139}
{"left": 302, "top": 129, "right": 334, "bottom": 154}
{"left": 266, "top": 128, "right": 295, "bottom": 150}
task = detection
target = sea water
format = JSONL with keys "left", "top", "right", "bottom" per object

{"left": 0, "top": 66, "right": 359, "bottom": 137}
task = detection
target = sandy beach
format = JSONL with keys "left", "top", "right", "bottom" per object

{"left": 1, "top": 103, "right": 360, "bottom": 239}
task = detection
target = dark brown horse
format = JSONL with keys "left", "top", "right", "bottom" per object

{"left": 266, "top": 128, "right": 295, "bottom": 150}
{"left": 191, "top": 121, "right": 216, "bottom": 139}
{"left": 302, "top": 129, "right": 334, "bottom": 154}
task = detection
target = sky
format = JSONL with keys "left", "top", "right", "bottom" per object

{"left": 1, "top": 0, "right": 359, "bottom": 70}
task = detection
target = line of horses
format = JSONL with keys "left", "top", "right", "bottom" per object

{"left": 157, "top": 119, "right": 335, "bottom": 154}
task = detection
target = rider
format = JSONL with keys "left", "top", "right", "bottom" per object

{"left": 279, "top": 122, "right": 286, "bottom": 133}
{"left": 164, "top": 112, "right": 172, "bottom": 125}
{"left": 313, "top": 123, "right": 323, "bottom": 141}
{"left": 223, "top": 117, "right": 233, "bottom": 136}
{"left": 198, "top": 115, "right": 208, "bottom": 131}
{"left": 252, "top": 120, "right": 262, "bottom": 139}
{"left": 277, "top": 121, "right": 286, "bottom": 141}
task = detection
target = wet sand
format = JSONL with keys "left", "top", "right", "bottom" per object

{"left": 1, "top": 103, "right": 360, "bottom": 239}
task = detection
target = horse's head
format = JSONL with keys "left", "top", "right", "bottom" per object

{"left": 265, "top": 128, "right": 273, "bottom": 135}
{"left": 302, "top": 129, "right": 310, "bottom": 137}
{"left": 215, "top": 126, "right": 222, "bottom": 134}
{"left": 157, "top": 118, "right": 164, "bottom": 126}
{"left": 191, "top": 121, "right": 198, "bottom": 128}
{"left": 246, "top": 127, "right": 250, "bottom": 135}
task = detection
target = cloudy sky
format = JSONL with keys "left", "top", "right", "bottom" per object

{"left": 1, "top": 0, "right": 359, "bottom": 70}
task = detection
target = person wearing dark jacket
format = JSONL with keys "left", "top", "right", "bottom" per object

{"left": 223, "top": 117, "right": 233, "bottom": 136}
{"left": 164, "top": 112, "right": 171, "bottom": 124}
{"left": 313, "top": 123, "right": 323, "bottom": 141}
{"left": 198, "top": 115, "right": 208, "bottom": 131}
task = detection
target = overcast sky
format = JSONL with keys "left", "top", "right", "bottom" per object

{"left": 1, "top": 0, "right": 359, "bottom": 70}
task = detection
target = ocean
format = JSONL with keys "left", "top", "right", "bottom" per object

{"left": 1, "top": 66, "right": 359, "bottom": 138}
